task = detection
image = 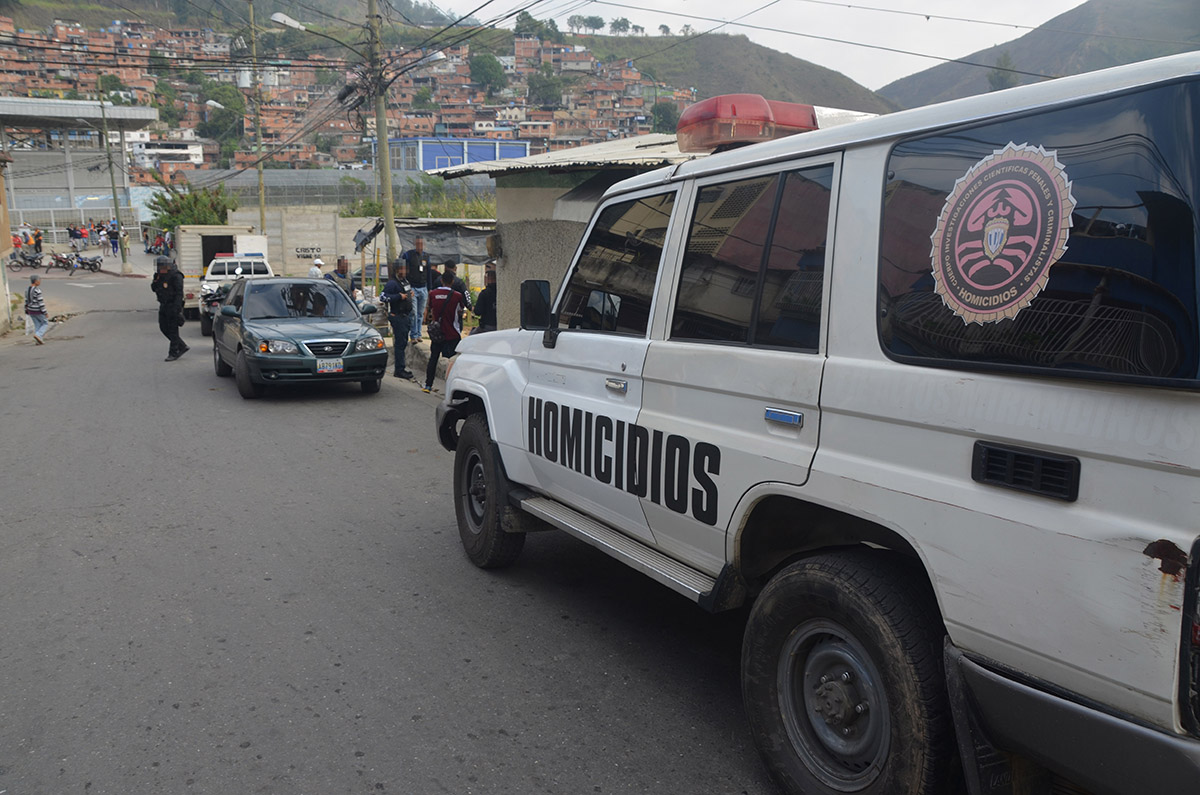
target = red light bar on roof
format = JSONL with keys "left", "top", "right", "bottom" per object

{"left": 676, "top": 94, "right": 818, "bottom": 154}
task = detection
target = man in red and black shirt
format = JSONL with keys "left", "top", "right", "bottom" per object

{"left": 423, "top": 269, "right": 465, "bottom": 393}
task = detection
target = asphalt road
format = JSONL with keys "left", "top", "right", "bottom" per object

{"left": 0, "top": 277, "right": 779, "bottom": 795}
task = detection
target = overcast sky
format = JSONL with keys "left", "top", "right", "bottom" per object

{"left": 443, "top": 0, "right": 1090, "bottom": 90}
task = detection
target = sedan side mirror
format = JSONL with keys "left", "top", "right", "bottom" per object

{"left": 360, "top": 303, "right": 377, "bottom": 315}
{"left": 220, "top": 305, "right": 240, "bottom": 317}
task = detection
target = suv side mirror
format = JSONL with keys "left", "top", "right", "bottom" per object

{"left": 520, "top": 280, "right": 553, "bottom": 329}
{"left": 220, "top": 305, "right": 240, "bottom": 317}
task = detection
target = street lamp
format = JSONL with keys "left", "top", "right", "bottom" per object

{"left": 77, "top": 104, "right": 130, "bottom": 274}
{"left": 272, "top": 7, "right": 400, "bottom": 265}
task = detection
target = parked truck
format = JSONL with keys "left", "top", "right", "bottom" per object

{"left": 173, "top": 225, "right": 266, "bottom": 318}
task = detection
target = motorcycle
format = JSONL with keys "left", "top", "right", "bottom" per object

{"left": 51, "top": 252, "right": 76, "bottom": 271}
{"left": 73, "top": 253, "right": 103, "bottom": 273}
{"left": 199, "top": 282, "right": 232, "bottom": 337}
{"left": 6, "top": 249, "right": 43, "bottom": 272}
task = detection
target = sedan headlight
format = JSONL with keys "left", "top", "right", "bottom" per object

{"left": 355, "top": 336, "right": 385, "bottom": 352}
{"left": 259, "top": 340, "right": 299, "bottom": 354}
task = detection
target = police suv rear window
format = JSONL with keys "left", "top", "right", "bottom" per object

{"left": 878, "top": 79, "right": 1200, "bottom": 387}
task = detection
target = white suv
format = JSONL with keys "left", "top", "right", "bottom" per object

{"left": 435, "top": 54, "right": 1200, "bottom": 795}
{"left": 198, "top": 255, "right": 274, "bottom": 336}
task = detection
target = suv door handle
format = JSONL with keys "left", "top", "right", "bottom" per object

{"left": 764, "top": 408, "right": 804, "bottom": 428}
{"left": 605, "top": 378, "right": 628, "bottom": 394}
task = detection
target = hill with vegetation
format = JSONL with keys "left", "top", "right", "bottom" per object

{"left": 0, "top": 0, "right": 893, "bottom": 114}
{"left": 878, "top": 0, "right": 1200, "bottom": 109}
{"left": 579, "top": 33, "right": 893, "bottom": 113}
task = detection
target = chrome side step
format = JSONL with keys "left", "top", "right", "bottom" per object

{"left": 519, "top": 496, "right": 716, "bottom": 602}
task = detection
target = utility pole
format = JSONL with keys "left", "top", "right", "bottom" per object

{"left": 367, "top": 0, "right": 399, "bottom": 265}
{"left": 248, "top": 0, "right": 267, "bottom": 234}
{"left": 99, "top": 101, "right": 130, "bottom": 275}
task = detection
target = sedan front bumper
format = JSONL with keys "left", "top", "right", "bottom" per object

{"left": 245, "top": 350, "right": 388, "bottom": 384}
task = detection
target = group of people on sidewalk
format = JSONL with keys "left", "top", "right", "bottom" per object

{"left": 67, "top": 219, "right": 124, "bottom": 256}
{"left": 375, "top": 235, "right": 497, "bottom": 392}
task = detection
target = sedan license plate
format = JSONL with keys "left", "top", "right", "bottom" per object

{"left": 316, "top": 358, "right": 343, "bottom": 374}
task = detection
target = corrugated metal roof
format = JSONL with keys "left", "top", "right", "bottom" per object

{"left": 433, "top": 133, "right": 691, "bottom": 179}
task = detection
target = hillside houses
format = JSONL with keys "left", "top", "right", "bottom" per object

{"left": 0, "top": 14, "right": 692, "bottom": 179}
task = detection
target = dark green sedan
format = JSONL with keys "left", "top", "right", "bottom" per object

{"left": 212, "top": 278, "right": 389, "bottom": 399}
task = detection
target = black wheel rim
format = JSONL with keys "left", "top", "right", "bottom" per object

{"left": 460, "top": 449, "right": 486, "bottom": 534}
{"left": 778, "top": 619, "right": 890, "bottom": 791}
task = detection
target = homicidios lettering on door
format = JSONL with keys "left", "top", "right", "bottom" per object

{"left": 527, "top": 397, "right": 721, "bottom": 526}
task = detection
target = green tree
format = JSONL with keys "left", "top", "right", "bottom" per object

{"left": 412, "top": 86, "right": 439, "bottom": 110}
{"left": 609, "top": 17, "right": 631, "bottom": 35}
{"left": 147, "top": 176, "right": 239, "bottom": 229}
{"left": 543, "top": 18, "right": 564, "bottom": 43}
{"left": 584, "top": 16, "right": 604, "bottom": 34}
{"left": 470, "top": 53, "right": 508, "bottom": 96}
{"left": 527, "top": 64, "right": 564, "bottom": 107}
{"left": 514, "top": 11, "right": 541, "bottom": 36}
{"left": 651, "top": 100, "right": 679, "bottom": 133}
{"left": 158, "top": 103, "right": 182, "bottom": 126}
{"left": 567, "top": 14, "right": 585, "bottom": 33}
{"left": 988, "top": 52, "right": 1020, "bottom": 92}
{"left": 99, "top": 74, "right": 126, "bottom": 93}
{"left": 659, "top": 24, "right": 671, "bottom": 35}
{"left": 148, "top": 50, "right": 171, "bottom": 76}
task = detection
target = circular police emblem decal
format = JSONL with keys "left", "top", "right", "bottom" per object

{"left": 930, "top": 142, "right": 1075, "bottom": 325}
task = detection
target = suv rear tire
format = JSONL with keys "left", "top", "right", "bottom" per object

{"left": 454, "top": 414, "right": 525, "bottom": 569}
{"left": 741, "top": 550, "right": 952, "bottom": 795}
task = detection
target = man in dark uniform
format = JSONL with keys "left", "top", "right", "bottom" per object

{"left": 402, "top": 236, "right": 431, "bottom": 343}
{"left": 151, "top": 256, "right": 189, "bottom": 361}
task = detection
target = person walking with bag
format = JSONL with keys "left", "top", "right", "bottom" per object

{"left": 381, "top": 261, "right": 414, "bottom": 380}
{"left": 25, "top": 274, "right": 50, "bottom": 344}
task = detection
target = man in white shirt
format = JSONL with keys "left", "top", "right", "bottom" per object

{"left": 308, "top": 257, "right": 324, "bottom": 278}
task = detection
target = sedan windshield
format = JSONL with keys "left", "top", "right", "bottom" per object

{"left": 244, "top": 282, "right": 359, "bottom": 320}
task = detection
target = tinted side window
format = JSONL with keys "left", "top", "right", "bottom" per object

{"left": 757, "top": 168, "right": 833, "bottom": 350}
{"left": 207, "top": 262, "right": 226, "bottom": 277}
{"left": 672, "top": 165, "right": 834, "bottom": 351}
{"left": 251, "top": 261, "right": 270, "bottom": 275}
{"left": 673, "top": 175, "right": 779, "bottom": 343}
{"left": 880, "top": 80, "right": 1200, "bottom": 386}
{"left": 558, "top": 192, "right": 675, "bottom": 336}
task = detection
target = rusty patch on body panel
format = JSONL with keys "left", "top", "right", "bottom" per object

{"left": 1143, "top": 539, "right": 1188, "bottom": 579}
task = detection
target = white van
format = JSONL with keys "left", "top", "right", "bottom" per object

{"left": 435, "top": 53, "right": 1200, "bottom": 794}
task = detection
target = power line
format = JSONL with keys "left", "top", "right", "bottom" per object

{"left": 588, "top": 0, "right": 1059, "bottom": 79}
{"left": 787, "top": 0, "right": 1200, "bottom": 49}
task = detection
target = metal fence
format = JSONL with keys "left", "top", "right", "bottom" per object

{"left": 8, "top": 207, "right": 139, "bottom": 246}
{"left": 222, "top": 178, "right": 487, "bottom": 208}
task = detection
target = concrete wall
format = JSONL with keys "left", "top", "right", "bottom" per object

{"left": 228, "top": 208, "right": 380, "bottom": 276}
{"left": 494, "top": 218, "right": 585, "bottom": 330}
